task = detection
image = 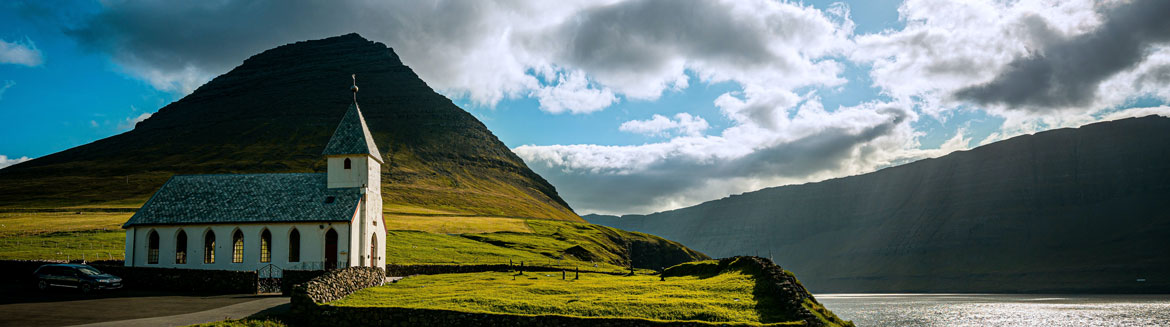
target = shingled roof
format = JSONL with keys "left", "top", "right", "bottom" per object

{"left": 123, "top": 173, "right": 362, "bottom": 228}
{"left": 321, "top": 102, "right": 383, "bottom": 162}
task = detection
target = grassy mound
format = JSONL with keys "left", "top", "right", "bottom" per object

{"left": 665, "top": 257, "right": 853, "bottom": 327}
{"left": 332, "top": 257, "right": 852, "bottom": 326}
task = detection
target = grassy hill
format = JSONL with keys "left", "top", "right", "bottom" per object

{"left": 0, "top": 33, "right": 578, "bottom": 222}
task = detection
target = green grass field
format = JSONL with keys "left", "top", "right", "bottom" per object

{"left": 333, "top": 271, "right": 785, "bottom": 323}
{"left": 0, "top": 211, "right": 128, "bottom": 261}
{"left": 332, "top": 262, "right": 849, "bottom": 326}
{"left": 0, "top": 210, "right": 698, "bottom": 272}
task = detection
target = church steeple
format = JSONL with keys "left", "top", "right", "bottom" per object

{"left": 322, "top": 75, "right": 383, "bottom": 163}
{"left": 324, "top": 75, "right": 383, "bottom": 190}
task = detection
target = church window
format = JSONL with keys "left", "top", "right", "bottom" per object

{"left": 147, "top": 230, "right": 160, "bottom": 264}
{"left": 204, "top": 231, "right": 215, "bottom": 264}
{"left": 344, "top": 158, "right": 352, "bottom": 169}
{"left": 176, "top": 230, "right": 187, "bottom": 264}
{"left": 232, "top": 230, "right": 244, "bottom": 263}
{"left": 289, "top": 228, "right": 301, "bottom": 262}
{"left": 260, "top": 229, "right": 272, "bottom": 263}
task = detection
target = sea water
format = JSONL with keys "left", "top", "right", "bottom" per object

{"left": 817, "top": 294, "right": 1170, "bottom": 326}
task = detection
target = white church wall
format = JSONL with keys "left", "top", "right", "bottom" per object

{"left": 364, "top": 155, "right": 386, "bottom": 267}
{"left": 327, "top": 155, "right": 369, "bottom": 188}
{"left": 125, "top": 222, "right": 352, "bottom": 272}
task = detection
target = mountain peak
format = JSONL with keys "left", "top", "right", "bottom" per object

{"left": 0, "top": 35, "right": 579, "bottom": 221}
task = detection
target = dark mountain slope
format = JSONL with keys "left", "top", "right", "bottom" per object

{"left": 0, "top": 33, "right": 579, "bottom": 221}
{"left": 587, "top": 116, "right": 1170, "bottom": 292}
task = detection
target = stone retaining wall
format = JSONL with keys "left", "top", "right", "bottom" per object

{"left": 92, "top": 264, "right": 259, "bottom": 294}
{"left": 283, "top": 269, "right": 329, "bottom": 296}
{"left": 291, "top": 266, "right": 384, "bottom": 306}
{"left": 0, "top": 260, "right": 258, "bottom": 294}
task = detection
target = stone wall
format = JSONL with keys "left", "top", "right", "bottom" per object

{"left": 92, "top": 264, "right": 259, "bottom": 294}
{"left": 291, "top": 266, "right": 384, "bottom": 306}
{"left": 0, "top": 260, "right": 258, "bottom": 294}
{"left": 0, "top": 260, "right": 67, "bottom": 288}
{"left": 282, "top": 269, "right": 328, "bottom": 296}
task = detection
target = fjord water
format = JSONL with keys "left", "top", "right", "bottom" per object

{"left": 818, "top": 294, "right": 1170, "bottom": 326}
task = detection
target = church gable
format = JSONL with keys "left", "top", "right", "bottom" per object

{"left": 123, "top": 173, "right": 361, "bottom": 228}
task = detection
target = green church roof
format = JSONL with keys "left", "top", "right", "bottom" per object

{"left": 123, "top": 173, "right": 362, "bottom": 228}
{"left": 321, "top": 102, "right": 383, "bottom": 161}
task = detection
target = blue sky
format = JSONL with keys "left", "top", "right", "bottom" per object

{"left": 2, "top": 0, "right": 1168, "bottom": 215}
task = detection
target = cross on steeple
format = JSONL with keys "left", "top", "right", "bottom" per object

{"left": 351, "top": 74, "right": 359, "bottom": 102}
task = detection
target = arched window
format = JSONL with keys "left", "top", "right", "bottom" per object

{"left": 288, "top": 228, "right": 301, "bottom": 262}
{"left": 232, "top": 230, "right": 245, "bottom": 263}
{"left": 260, "top": 229, "right": 272, "bottom": 263}
{"left": 204, "top": 231, "right": 216, "bottom": 264}
{"left": 343, "top": 158, "right": 352, "bottom": 169}
{"left": 147, "top": 230, "right": 160, "bottom": 264}
{"left": 176, "top": 230, "right": 188, "bottom": 264}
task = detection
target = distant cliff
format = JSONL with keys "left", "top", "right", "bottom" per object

{"left": 588, "top": 116, "right": 1170, "bottom": 293}
{"left": 0, "top": 34, "right": 579, "bottom": 221}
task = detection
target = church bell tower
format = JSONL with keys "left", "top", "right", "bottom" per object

{"left": 322, "top": 74, "right": 385, "bottom": 268}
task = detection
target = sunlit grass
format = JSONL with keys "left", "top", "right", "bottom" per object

{"left": 0, "top": 211, "right": 129, "bottom": 260}
{"left": 331, "top": 271, "right": 795, "bottom": 324}
{"left": 384, "top": 215, "right": 532, "bottom": 234}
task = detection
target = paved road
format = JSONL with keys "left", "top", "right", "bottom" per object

{"left": 70, "top": 296, "right": 289, "bottom": 327}
{"left": 0, "top": 285, "right": 287, "bottom": 327}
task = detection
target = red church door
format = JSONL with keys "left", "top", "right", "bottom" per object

{"left": 324, "top": 229, "right": 338, "bottom": 270}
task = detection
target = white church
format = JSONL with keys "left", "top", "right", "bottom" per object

{"left": 123, "top": 77, "right": 386, "bottom": 272}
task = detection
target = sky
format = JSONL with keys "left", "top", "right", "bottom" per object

{"left": 2, "top": 0, "right": 1169, "bottom": 215}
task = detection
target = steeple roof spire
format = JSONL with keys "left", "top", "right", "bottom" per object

{"left": 322, "top": 75, "right": 383, "bottom": 162}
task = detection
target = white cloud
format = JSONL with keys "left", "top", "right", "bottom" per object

{"left": 619, "top": 113, "right": 709, "bottom": 137}
{"left": 1100, "top": 106, "right": 1170, "bottom": 121}
{"left": 852, "top": 0, "right": 1107, "bottom": 117}
{"left": 0, "top": 155, "right": 32, "bottom": 169}
{"left": 531, "top": 70, "right": 617, "bottom": 114}
{"left": 117, "top": 113, "right": 152, "bottom": 130}
{"left": 0, "top": 80, "right": 14, "bottom": 100}
{"left": 516, "top": 99, "right": 927, "bottom": 214}
{"left": 0, "top": 38, "right": 43, "bottom": 67}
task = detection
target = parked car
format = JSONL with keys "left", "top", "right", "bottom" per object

{"left": 32, "top": 264, "right": 122, "bottom": 293}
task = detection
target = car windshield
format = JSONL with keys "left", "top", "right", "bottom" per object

{"left": 76, "top": 267, "right": 103, "bottom": 276}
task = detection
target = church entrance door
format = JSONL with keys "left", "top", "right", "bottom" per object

{"left": 325, "top": 229, "right": 338, "bottom": 270}
{"left": 370, "top": 234, "right": 378, "bottom": 267}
